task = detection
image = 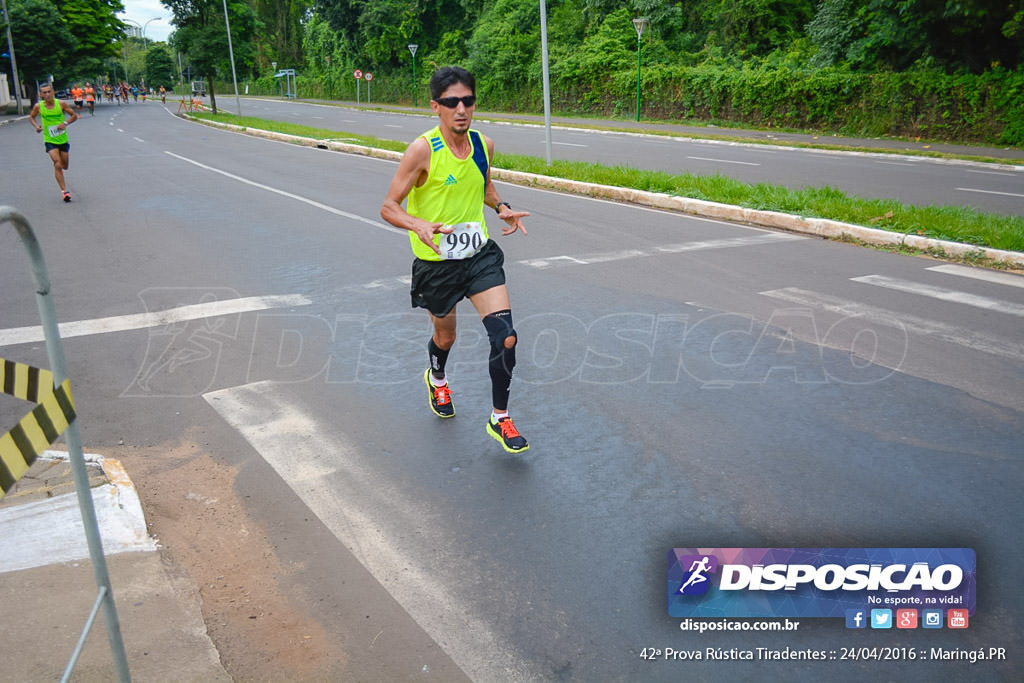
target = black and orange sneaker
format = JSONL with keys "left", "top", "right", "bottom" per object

{"left": 486, "top": 415, "right": 529, "bottom": 453}
{"left": 424, "top": 368, "right": 454, "bottom": 418}
{"left": 62, "top": 191, "right": 71, "bottom": 202}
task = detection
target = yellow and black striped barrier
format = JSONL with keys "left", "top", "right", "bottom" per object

{"left": 0, "top": 357, "right": 76, "bottom": 500}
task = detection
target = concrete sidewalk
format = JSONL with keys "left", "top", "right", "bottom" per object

{"left": 0, "top": 452, "right": 230, "bottom": 682}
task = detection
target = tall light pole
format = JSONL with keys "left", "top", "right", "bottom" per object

{"left": 123, "top": 19, "right": 139, "bottom": 81}
{"left": 141, "top": 17, "right": 161, "bottom": 50}
{"left": 539, "top": 0, "right": 552, "bottom": 164}
{"left": 221, "top": 0, "right": 242, "bottom": 115}
{"left": 1, "top": 0, "right": 24, "bottom": 114}
{"left": 632, "top": 16, "right": 649, "bottom": 122}
{"left": 407, "top": 44, "right": 417, "bottom": 107}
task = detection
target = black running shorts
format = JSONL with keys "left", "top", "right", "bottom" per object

{"left": 411, "top": 239, "right": 506, "bottom": 317}
{"left": 44, "top": 142, "right": 70, "bottom": 152}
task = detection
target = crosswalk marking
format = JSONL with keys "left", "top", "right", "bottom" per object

{"left": 850, "top": 275, "right": 1024, "bottom": 317}
{"left": 0, "top": 294, "right": 311, "bottom": 346}
{"left": 520, "top": 233, "right": 804, "bottom": 269}
{"left": 761, "top": 287, "right": 1024, "bottom": 361}
{"left": 926, "top": 265, "right": 1024, "bottom": 289}
{"left": 203, "top": 381, "right": 537, "bottom": 682}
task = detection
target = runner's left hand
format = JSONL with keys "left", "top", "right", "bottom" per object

{"left": 498, "top": 208, "right": 530, "bottom": 236}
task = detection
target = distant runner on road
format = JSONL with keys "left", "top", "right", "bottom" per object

{"left": 29, "top": 82, "right": 79, "bottom": 202}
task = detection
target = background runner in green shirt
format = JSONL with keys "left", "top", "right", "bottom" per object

{"left": 29, "top": 83, "right": 79, "bottom": 202}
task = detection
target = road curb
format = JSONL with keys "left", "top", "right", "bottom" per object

{"left": 185, "top": 114, "right": 1024, "bottom": 268}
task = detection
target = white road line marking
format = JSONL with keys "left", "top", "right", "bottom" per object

{"left": 966, "top": 169, "right": 1018, "bottom": 177}
{"left": 955, "top": 187, "right": 1024, "bottom": 199}
{"left": 761, "top": 288, "right": 1024, "bottom": 361}
{"left": 164, "top": 151, "right": 404, "bottom": 234}
{"left": 519, "top": 233, "right": 803, "bottom": 269}
{"left": 926, "top": 265, "right": 1024, "bottom": 288}
{"left": 874, "top": 161, "right": 915, "bottom": 167}
{"left": 116, "top": 128, "right": 124, "bottom": 132}
{"left": 133, "top": 136, "right": 145, "bottom": 143}
{"left": 851, "top": 274, "right": 1024, "bottom": 317}
{"left": 686, "top": 156, "right": 760, "bottom": 166}
{"left": 203, "top": 381, "right": 537, "bottom": 682}
{"left": 383, "top": 124, "right": 403, "bottom": 128}
{"left": 0, "top": 294, "right": 311, "bottom": 346}
{"left": 548, "top": 141, "right": 587, "bottom": 147}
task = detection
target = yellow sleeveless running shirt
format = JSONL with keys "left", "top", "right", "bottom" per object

{"left": 407, "top": 125, "right": 489, "bottom": 261}
{"left": 40, "top": 100, "right": 69, "bottom": 145}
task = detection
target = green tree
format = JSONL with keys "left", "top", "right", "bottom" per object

{"left": 465, "top": 0, "right": 540, "bottom": 107}
{"left": 252, "top": 0, "right": 307, "bottom": 69}
{"left": 163, "top": 0, "right": 257, "bottom": 111}
{"left": 54, "top": 0, "right": 126, "bottom": 79}
{"left": 6, "top": 0, "right": 74, "bottom": 99}
{"left": 144, "top": 42, "right": 177, "bottom": 88}
{"left": 807, "top": 0, "right": 1024, "bottom": 72}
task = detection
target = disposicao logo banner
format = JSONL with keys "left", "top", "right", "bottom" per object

{"left": 667, "top": 548, "right": 976, "bottom": 618}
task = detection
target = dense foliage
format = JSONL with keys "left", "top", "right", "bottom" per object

{"left": 6, "top": 0, "right": 1022, "bottom": 142}
{"left": 164, "top": 0, "right": 257, "bottom": 111}
{"left": 4, "top": 0, "right": 123, "bottom": 96}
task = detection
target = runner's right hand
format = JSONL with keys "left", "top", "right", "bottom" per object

{"left": 414, "top": 221, "right": 453, "bottom": 256}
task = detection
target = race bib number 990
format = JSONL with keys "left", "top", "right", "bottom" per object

{"left": 48, "top": 124, "right": 63, "bottom": 137}
{"left": 441, "top": 222, "right": 485, "bottom": 260}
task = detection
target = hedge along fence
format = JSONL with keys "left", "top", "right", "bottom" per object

{"left": 210, "top": 63, "right": 1023, "bottom": 147}
{"left": 554, "top": 65, "right": 1024, "bottom": 146}
{"left": 219, "top": 72, "right": 427, "bottom": 106}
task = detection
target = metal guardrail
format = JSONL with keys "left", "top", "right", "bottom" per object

{"left": 1, "top": 206, "right": 131, "bottom": 682}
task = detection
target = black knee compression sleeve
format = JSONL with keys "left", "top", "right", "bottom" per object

{"left": 482, "top": 309, "right": 516, "bottom": 411}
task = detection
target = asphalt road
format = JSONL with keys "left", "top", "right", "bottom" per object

{"left": 235, "top": 97, "right": 1024, "bottom": 217}
{"left": 1, "top": 100, "right": 1022, "bottom": 681}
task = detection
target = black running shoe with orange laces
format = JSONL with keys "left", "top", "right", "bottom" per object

{"left": 425, "top": 368, "right": 455, "bottom": 418}
{"left": 62, "top": 191, "right": 71, "bottom": 202}
{"left": 486, "top": 415, "right": 529, "bottom": 453}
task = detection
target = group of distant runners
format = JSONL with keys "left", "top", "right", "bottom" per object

{"left": 69, "top": 82, "right": 167, "bottom": 112}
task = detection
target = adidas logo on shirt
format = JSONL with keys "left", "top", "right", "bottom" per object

{"left": 444, "top": 174, "right": 458, "bottom": 186}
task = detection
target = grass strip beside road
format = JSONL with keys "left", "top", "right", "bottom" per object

{"left": 193, "top": 111, "right": 1024, "bottom": 255}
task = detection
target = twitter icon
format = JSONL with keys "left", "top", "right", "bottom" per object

{"left": 870, "top": 609, "right": 893, "bottom": 629}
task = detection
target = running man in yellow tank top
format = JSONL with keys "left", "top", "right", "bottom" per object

{"left": 29, "top": 83, "right": 79, "bottom": 202}
{"left": 381, "top": 66, "right": 532, "bottom": 453}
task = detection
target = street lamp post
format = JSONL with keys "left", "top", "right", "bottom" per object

{"left": 1, "top": 0, "right": 24, "bottom": 114}
{"left": 407, "top": 44, "right": 417, "bottom": 107}
{"left": 221, "top": 0, "right": 242, "bottom": 115}
{"left": 539, "top": 0, "right": 552, "bottom": 164}
{"left": 632, "top": 16, "right": 649, "bottom": 122}
{"left": 140, "top": 17, "right": 160, "bottom": 50}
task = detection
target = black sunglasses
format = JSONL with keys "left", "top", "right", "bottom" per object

{"left": 434, "top": 95, "right": 476, "bottom": 108}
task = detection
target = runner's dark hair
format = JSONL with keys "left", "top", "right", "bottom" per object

{"left": 430, "top": 66, "right": 475, "bottom": 100}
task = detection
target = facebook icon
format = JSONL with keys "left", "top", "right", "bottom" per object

{"left": 845, "top": 609, "right": 867, "bottom": 629}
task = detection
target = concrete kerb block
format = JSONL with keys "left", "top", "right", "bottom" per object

{"left": 180, "top": 115, "right": 1024, "bottom": 267}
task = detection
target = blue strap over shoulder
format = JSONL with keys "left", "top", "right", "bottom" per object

{"left": 469, "top": 130, "right": 488, "bottom": 196}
